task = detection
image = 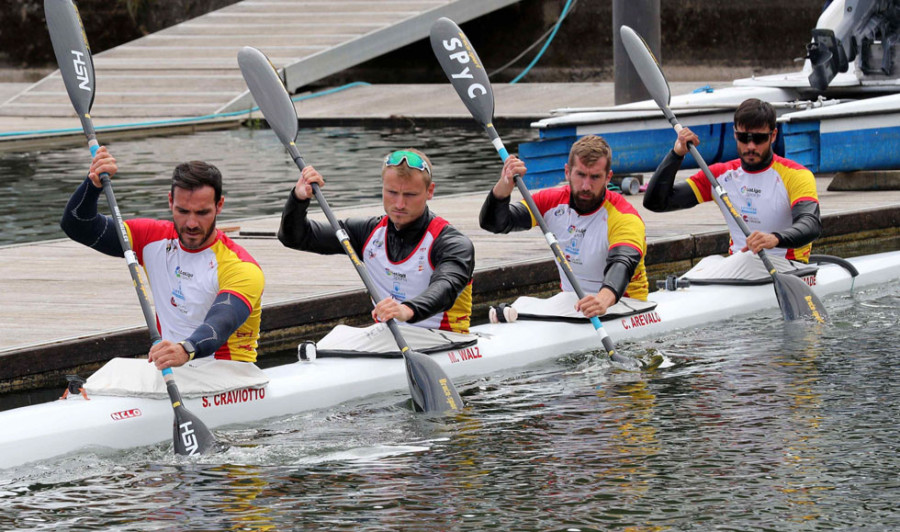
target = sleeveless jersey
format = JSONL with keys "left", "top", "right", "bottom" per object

{"left": 526, "top": 186, "right": 648, "bottom": 300}
{"left": 362, "top": 216, "right": 472, "bottom": 333}
{"left": 686, "top": 155, "right": 819, "bottom": 261}
{"left": 125, "top": 219, "right": 264, "bottom": 362}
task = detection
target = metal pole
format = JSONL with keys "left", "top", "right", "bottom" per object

{"left": 613, "top": 0, "right": 661, "bottom": 105}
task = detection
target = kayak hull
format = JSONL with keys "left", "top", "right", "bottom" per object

{"left": 2, "top": 250, "right": 898, "bottom": 469}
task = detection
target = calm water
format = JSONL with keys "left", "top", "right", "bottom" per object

{"left": 1, "top": 281, "right": 898, "bottom": 530}
{"left": 0, "top": 125, "right": 535, "bottom": 246}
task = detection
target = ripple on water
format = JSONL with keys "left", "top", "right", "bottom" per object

{"left": 1, "top": 283, "right": 899, "bottom": 530}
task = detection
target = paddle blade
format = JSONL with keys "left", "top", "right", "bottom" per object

{"left": 45, "top": 0, "right": 95, "bottom": 116}
{"left": 773, "top": 272, "right": 828, "bottom": 322}
{"left": 619, "top": 26, "right": 671, "bottom": 112}
{"left": 429, "top": 17, "right": 495, "bottom": 128}
{"left": 238, "top": 46, "right": 299, "bottom": 148}
{"left": 172, "top": 404, "right": 218, "bottom": 456}
{"left": 404, "top": 349, "right": 463, "bottom": 413}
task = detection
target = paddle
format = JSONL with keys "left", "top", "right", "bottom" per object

{"left": 430, "top": 17, "right": 657, "bottom": 371}
{"left": 45, "top": 0, "right": 217, "bottom": 455}
{"left": 619, "top": 25, "right": 827, "bottom": 323}
{"left": 237, "top": 46, "right": 462, "bottom": 413}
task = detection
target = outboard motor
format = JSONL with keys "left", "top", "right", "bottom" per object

{"left": 807, "top": 0, "right": 900, "bottom": 90}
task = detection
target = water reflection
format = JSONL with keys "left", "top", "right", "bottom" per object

{"left": 0, "top": 125, "right": 535, "bottom": 246}
{"left": 776, "top": 325, "right": 827, "bottom": 525}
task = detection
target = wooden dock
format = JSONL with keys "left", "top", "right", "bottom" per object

{"left": 2, "top": 176, "right": 898, "bottom": 353}
{"left": 0, "top": 0, "right": 520, "bottom": 121}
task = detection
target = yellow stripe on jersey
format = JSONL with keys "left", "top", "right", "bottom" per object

{"left": 773, "top": 160, "right": 819, "bottom": 205}
{"left": 444, "top": 282, "right": 472, "bottom": 334}
{"left": 604, "top": 201, "right": 649, "bottom": 301}
{"left": 212, "top": 240, "right": 265, "bottom": 363}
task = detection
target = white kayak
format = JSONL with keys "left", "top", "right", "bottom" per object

{"left": 1, "top": 250, "right": 898, "bottom": 470}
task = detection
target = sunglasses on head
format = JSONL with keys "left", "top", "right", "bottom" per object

{"left": 734, "top": 130, "right": 773, "bottom": 144}
{"left": 383, "top": 150, "right": 431, "bottom": 177}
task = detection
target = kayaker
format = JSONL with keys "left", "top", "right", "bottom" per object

{"left": 643, "top": 98, "right": 822, "bottom": 263}
{"left": 60, "top": 147, "right": 265, "bottom": 369}
{"left": 479, "top": 134, "right": 649, "bottom": 318}
{"left": 278, "top": 148, "right": 475, "bottom": 333}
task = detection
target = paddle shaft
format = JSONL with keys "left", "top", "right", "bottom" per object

{"left": 677, "top": 129, "right": 825, "bottom": 322}
{"left": 83, "top": 82, "right": 211, "bottom": 457}
{"left": 485, "top": 126, "right": 638, "bottom": 367}
{"left": 286, "top": 146, "right": 461, "bottom": 411}
{"left": 428, "top": 17, "right": 640, "bottom": 368}
{"left": 46, "top": 0, "right": 215, "bottom": 455}
{"left": 666, "top": 119, "right": 781, "bottom": 275}
{"left": 236, "top": 45, "right": 461, "bottom": 412}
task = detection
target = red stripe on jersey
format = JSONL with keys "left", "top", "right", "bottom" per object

{"left": 609, "top": 241, "right": 644, "bottom": 257}
{"left": 773, "top": 154, "right": 810, "bottom": 171}
{"left": 124, "top": 219, "right": 176, "bottom": 265}
{"left": 215, "top": 343, "right": 233, "bottom": 361}
{"left": 217, "top": 231, "right": 261, "bottom": 268}
{"left": 791, "top": 196, "right": 819, "bottom": 206}
{"left": 688, "top": 160, "right": 740, "bottom": 203}
{"left": 532, "top": 187, "right": 571, "bottom": 216}
{"left": 220, "top": 289, "right": 252, "bottom": 312}
{"left": 604, "top": 189, "right": 643, "bottom": 218}
{"left": 362, "top": 216, "right": 389, "bottom": 253}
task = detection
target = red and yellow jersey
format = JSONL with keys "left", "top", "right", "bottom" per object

{"left": 125, "top": 219, "right": 264, "bottom": 362}
{"left": 686, "top": 155, "right": 819, "bottom": 262}
{"left": 525, "top": 186, "right": 648, "bottom": 300}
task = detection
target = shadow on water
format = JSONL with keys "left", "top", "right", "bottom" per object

{"left": 0, "top": 125, "right": 536, "bottom": 246}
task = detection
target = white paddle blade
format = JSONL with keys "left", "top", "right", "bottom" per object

{"left": 44, "top": 0, "right": 95, "bottom": 116}
{"left": 238, "top": 46, "right": 299, "bottom": 147}
{"left": 619, "top": 25, "right": 671, "bottom": 111}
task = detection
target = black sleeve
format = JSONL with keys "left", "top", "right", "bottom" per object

{"left": 403, "top": 225, "right": 475, "bottom": 323}
{"left": 773, "top": 200, "right": 823, "bottom": 249}
{"left": 184, "top": 291, "right": 252, "bottom": 359}
{"left": 479, "top": 190, "right": 535, "bottom": 233}
{"left": 643, "top": 150, "right": 701, "bottom": 212}
{"left": 277, "top": 189, "right": 378, "bottom": 255}
{"left": 59, "top": 177, "right": 125, "bottom": 257}
{"left": 602, "top": 245, "right": 642, "bottom": 301}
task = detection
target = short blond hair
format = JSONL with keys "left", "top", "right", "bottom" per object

{"left": 568, "top": 135, "right": 612, "bottom": 173}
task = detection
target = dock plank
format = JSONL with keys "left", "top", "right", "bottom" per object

{"left": 2, "top": 178, "right": 897, "bottom": 353}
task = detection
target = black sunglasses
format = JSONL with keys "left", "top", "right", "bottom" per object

{"left": 734, "top": 130, "right": 773, "bottom": 144}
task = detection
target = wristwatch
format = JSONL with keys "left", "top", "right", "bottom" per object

{"left": 178, "top": 340, "right": 196, "bottom": 361}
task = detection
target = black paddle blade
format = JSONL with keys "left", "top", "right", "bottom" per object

{"left": 404, "top": 349, "right": 463, "bottom": 413}
{"left": 172, "top": 405, "right": 218, "bottom": 456}
{"left": 773, "top": 272, "right": 829, "bottom": 322}
{"left": 237, "top": 46, "right": 300, "bottom": 148}
{"left": 44, "top": 0, "right": 95, "bottom": 116}
{"left": 619, "top": 25, "right": 672, "bottom": 113}
{"left": 429, "top": 17, "right": 495, "bottom": 128}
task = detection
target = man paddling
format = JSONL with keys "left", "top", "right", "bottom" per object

{"left": 278, "top": 148, "right": 475, "bottom": 333}
{"left": 61, "top": 147, "right": 265, "bottom": 369}
{"left": 644, "top": 98, "right": 822, "bottom": 263}
{"left": 479, "top": 135, "right": 649, "bottom": 318}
